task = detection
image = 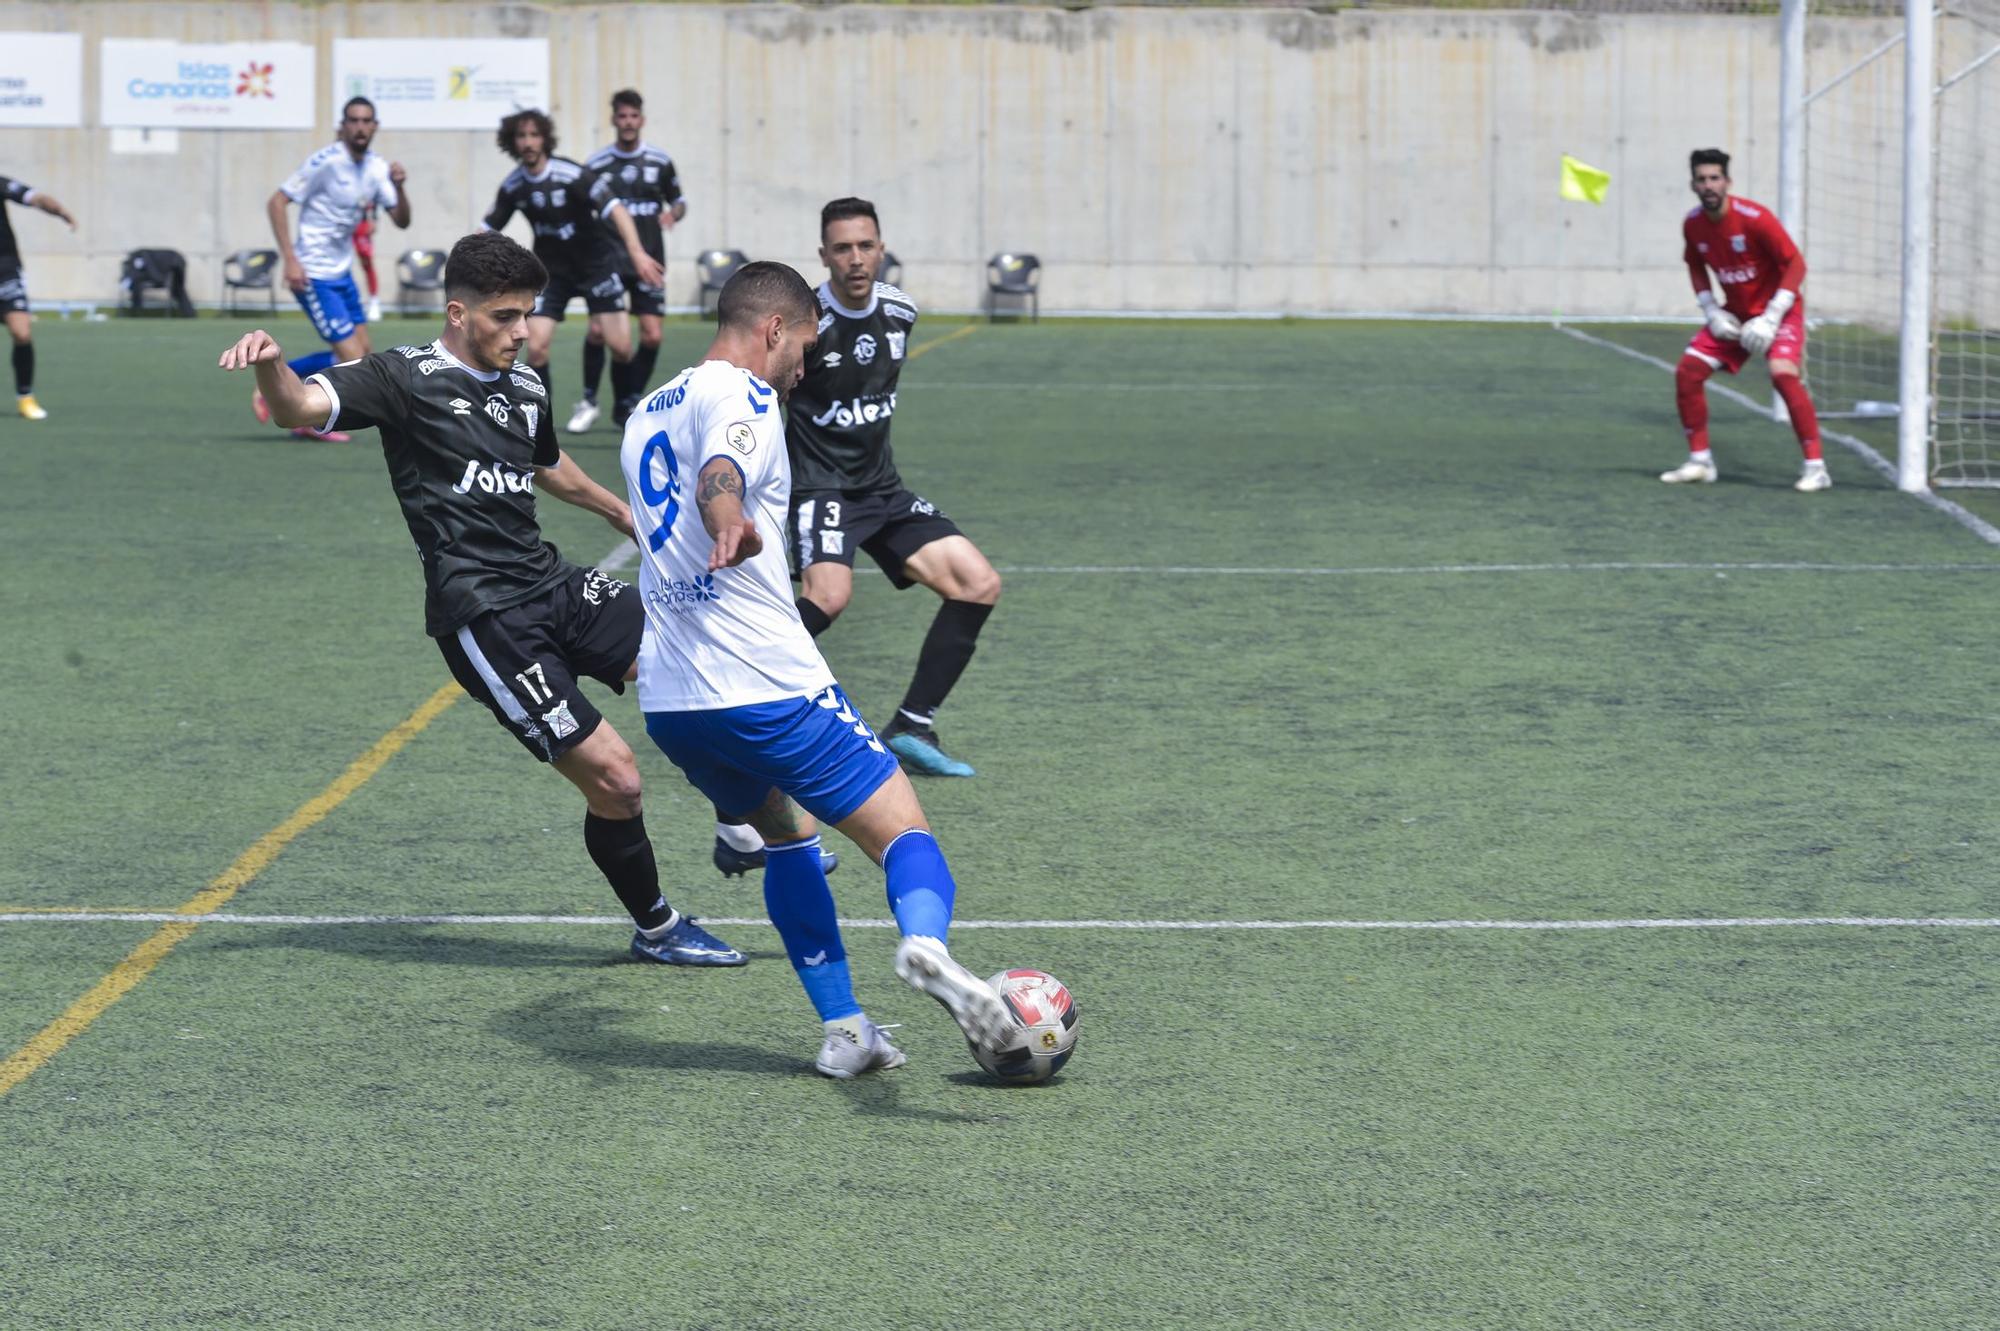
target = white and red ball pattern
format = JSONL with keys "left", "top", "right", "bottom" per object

{"left": 972, "top": 968, "right": 1079, "bottom": 1084}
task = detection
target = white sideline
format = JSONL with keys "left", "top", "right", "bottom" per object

{"left": 2, "top": 912, "right": 1995, "bottom": 930}
{"left": 1554, "top": 323, "right": 2000, "bottom": 546}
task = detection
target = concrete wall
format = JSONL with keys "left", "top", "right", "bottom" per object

{"left": 0, "top": 2, "right": 1967, "bottom": 317}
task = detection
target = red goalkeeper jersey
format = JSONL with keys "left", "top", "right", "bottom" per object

{"left": 1682, "top": 196, "right": 1799, "bottom": 320}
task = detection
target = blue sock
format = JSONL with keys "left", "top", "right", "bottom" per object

{"left": 883, "top": 829, "right": 957, "bottom": 943}
{"left": 287, "top": 350, "right": 337, "bottom": 378}
{"left": 763, "top": 836, "right": 860, "bottom": 1021}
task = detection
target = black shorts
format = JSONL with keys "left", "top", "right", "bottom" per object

{"left": 534, "top": 268, "right": 626, "bottom": 321}
{"left": 436, "top": 566, "right": 642, "bottom": 763}
{"left": 0, "top": 259, "right": 26, "bottom": 316}
{"left": 790, "top": 487, "right": 964, "bottom": 589}
{"left": 620, "top": 270, "right": 666, "bottom": 318}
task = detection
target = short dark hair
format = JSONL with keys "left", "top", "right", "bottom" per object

{"left": 716, "top": 261, "right": 816, "bottom": 331}
{"left": 611, "top": 89, "right": 644, "bottom": 113}
{"left": 820, "top": 197, "right": 880, "bottom": 239}
{"left": 445, "top": 230, "right": 548, "bottom": 303}
{"left": 341, "top": 96, "right": 377, "bottom": 121}
{"left": 1690, "top": 148, "right": 1731, "bottom": 178}
{"left": 498, "top": 109, "right": 557, "bottom": 159}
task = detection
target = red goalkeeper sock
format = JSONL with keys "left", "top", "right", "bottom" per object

{"left": 1773, "top": 374, "right": 1823, "bottom": 461}
{"left": 1675, "top": 357, "right": 1712, "bottom": 453}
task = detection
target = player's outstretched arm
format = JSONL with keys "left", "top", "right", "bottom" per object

{"left": 607, "top": 204, "right": 666, "bottom": 288}
{"left": 32, "top": 193, "right": 76, "bottom": 230}
{"left": 696, "top": 458, "right": 762, "bottom": 571}
{"left": 218, "top": 330, "right": 330, "bottom": 428}
{"left": 537, "top": 450, "right": 635, "bottom": 539}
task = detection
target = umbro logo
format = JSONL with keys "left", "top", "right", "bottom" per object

{"left": 449, "top": 398, "right": 472, "bottom": 414}
{"left": 821, "top": 351, "right": 843, "bottom": 368}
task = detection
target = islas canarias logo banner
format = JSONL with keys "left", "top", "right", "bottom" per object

{"left": 101, "top": 41, "right": 315, "bottom": 128}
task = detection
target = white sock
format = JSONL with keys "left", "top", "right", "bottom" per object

{"left": 1690, "top": 449, "right": 1714, "bottom": 464}
{"left": 715, "top": 820, "right": 762, "bottom": 853}
{"left": 824, "top": 1014, "right": 869, "bottom": 1041}
{"left": 638, "top": 909, "right": 683, "bottom": 939}
{"left": 897, "top": 707, "right": 934, "bottom": 729}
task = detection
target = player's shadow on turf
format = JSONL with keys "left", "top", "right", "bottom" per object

{"left": 490, "top": 994, "right": 801, "bottom": 1083}
{"left": 214, "top": 926, "right": 629, "bottom": 970}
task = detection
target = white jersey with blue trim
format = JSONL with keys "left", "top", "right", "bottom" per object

{"left": 622, "top": 359, "right": 835, "bottom": 713}
{"left": 280, "top": 144, "right": 398, "bottom": 280}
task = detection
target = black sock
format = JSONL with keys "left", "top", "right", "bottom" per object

{"left": 609, "top": 354, "right": 638, "bottom": 410}
{"left": 582, "top": 340, "right": 605, "bottom": 402}
{"left": 584, "top": 811, "right": 672, "bottom": 931}
{"left": 900, "top": 600, "right": 994, "bottom": 719}
{"left": 12, "top": 342, "right": 30, "bottom": 396}
{"left": 636, "top": 342, "right": 660, "bottom": 393}
{"left": 796, "top": 597, "right": 833, "bottom": 637}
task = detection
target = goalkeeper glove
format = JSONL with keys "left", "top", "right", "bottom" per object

{"left": 1739, "top": 289, "right": 1796, "bottom": 355}
{"left": 1696, "top": 290, "right": 1741, "bottom": 341}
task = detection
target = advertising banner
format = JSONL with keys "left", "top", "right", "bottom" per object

{"left": 332, "top": 40, "right": 550, "bottom": 131}
{"left": 101, "top": 41, "right": 316, "bottom": 129}
{"left": 0, "top": 32, "right": 84, "bottom": 127}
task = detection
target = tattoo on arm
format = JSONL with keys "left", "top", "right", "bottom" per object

{"left": 697, "top": 467, "right": 743, "bottom": 506}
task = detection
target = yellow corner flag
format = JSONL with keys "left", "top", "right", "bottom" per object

{"left": 1559, "top": 154, "right": 1611, "bottom": 205}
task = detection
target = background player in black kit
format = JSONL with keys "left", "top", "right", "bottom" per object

{"left": 1, "top": 172, "right": 78, "bottom": 422}
{"left": 788, "top": 198, "right": 1003, "bottom": 778}
{"left": 573, "top": 89, "right": 687, "bottom": 434}
{"left": 485, "top": 110, "right": 662, "bottom": 428}
{"left": 217, "top": 230, "right": 742, "bottom": 969}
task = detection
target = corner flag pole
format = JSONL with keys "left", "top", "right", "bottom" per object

{"left": 1556, "top": 155, "right": 1612, "bottom": 328}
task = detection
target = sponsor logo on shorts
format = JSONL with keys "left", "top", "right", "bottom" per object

{"left": 541, "top": 700, "right": 580, "bottom": 740}
{"left": 582, "top": 569, "right": 629, "bottom": 604}
{"left": 908, "top": 496, "right": 938, "bottom": 517}
{"left": 820, "top": 530, "right": 845, "bottom": 556}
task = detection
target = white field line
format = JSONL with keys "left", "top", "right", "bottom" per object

{"left": 1554, "top": 323, "right": 2000, "bottom": 547}
{"left": 990, "top": 561, "right": 2000, "bottom": 576}
{"left": 2, "top": 912, "right": 1996, "bottom": 931}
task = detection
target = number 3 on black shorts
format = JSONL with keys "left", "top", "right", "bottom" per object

{"left": 795, "top": 497, "right": 853, "bottom": 569}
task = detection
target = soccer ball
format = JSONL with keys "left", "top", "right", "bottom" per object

{"left": 972, "top": 968, "right": 1079, "bottom": 1084}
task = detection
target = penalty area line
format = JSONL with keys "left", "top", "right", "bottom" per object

{"left": 2, "top": 913, "right": 1996, "bottom": 931}
{"left": 0, "top": 683, "right": 464, "bottom": 1099}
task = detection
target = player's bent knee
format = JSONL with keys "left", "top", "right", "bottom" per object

{"left": 1769, "top": 359, "right": 1801, "bottom": 380}
{"left": 1676, "top": 357, "right": 1712, "bottom": 388}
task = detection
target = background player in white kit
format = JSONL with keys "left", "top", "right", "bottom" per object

{"left": 619, "top": 262, "right": 1016, "bottom": 1079}
{"left": 256, "top": 97, "right": 411, "bottom": 441}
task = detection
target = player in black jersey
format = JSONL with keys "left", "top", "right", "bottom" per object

{"left": 573, "top": 89, "right": 687, "bottom": 435}
{"left": 788, "top": 198, "right": 1003, "bottom": 778}
{"left": 1, "top": 173, "right": 78, "bottom": 422}
{"left": 218, "top": 230, "right": 744, "bottom": 969}
{"left": 484, "top": 110, "right": 663, "bottom": 431}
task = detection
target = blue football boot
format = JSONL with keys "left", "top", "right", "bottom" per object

{"left": 881, "top": 716, "right": 975, "bottom": 778}
{"left": 630, "top": 916, "right": 747, "bottom": 967}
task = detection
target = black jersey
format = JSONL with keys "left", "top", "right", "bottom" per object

{"left": 786, "top": 281, "right": 919, "bottom": 494}
{"left": 312, "top": 341, "right": 571, "bottom": 637}
{"left": 483, "top": 156, "right": 621, "bottom": 278}
{"left": 584, "top": 143, "right": 683, "bottom": 263}
{"left": 0, "top": 176, "right": 35, "bottom": 265}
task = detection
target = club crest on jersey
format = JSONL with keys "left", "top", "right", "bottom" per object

{"left": 726, "top": 422, "right": 757, "bottom": 455}
{"left": 887, "top": 331, "right": 906, "bottom": 360}
{"left": 483, "top": 394, "right": 512, "bottom": 427}
{"left": 1731, "top": 235, "right": 1747, "bottom": 252}
{"left": 853, "top": 334, "right": 877, "bottom": 365}
{"left": 521, "top": 403, "right": 540, "bottom": 438}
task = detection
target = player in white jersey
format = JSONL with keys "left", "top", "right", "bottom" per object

{"left": 620, "top": 262, "right": 1020, "bottom": 1080}
{"left": 255, "top": 97, "right": 411, "bottom": 440}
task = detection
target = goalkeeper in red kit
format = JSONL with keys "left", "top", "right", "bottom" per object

{"left": 1665, "top": 147, "right": 1831, "bottom": 493}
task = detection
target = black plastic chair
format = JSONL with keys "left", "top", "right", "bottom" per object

{"left": 221, "top": 249, "right": 278, "bottom": 314}
{"left": 120, "top": 248, "right": 195, "bottom": 317}
{"left": 397, "top": 249, "right": 447, "bottom": 313}
{"left": 880, "top": 251, "right": 903, "bottom": 289}
{"left": 697, "top": 249, "right": 749, "bottom": 316}
{"left": 986, "top": 252, "right": 1040, "bottom": 322}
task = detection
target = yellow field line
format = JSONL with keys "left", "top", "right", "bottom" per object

{"left": 0, "top": 682, "right": 463, "bottom": 1099}
{"left": 908, "top": 324, "right": 978, "bottom": 360}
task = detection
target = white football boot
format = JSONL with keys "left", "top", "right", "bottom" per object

{"left": 363, "top": 296, "right": 384, "bottom": 324}
{"left": 1661, "top": 454, "right": 1719, "bottom": 484}
{"left": 894, "top": 935, "right": 1015, "bottom": 1054}
{"left": 814, "top": 1018, "right": 907, "bottom": 1080}
{"left": 566, "top": 397, "right": 601, "bottom": 434}
{"left": 1794, "top": 460, "right": 1833, "bottom": 492}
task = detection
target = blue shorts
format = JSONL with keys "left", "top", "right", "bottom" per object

{"left": 645, "top": 684, "right": 900, "bottom": 825}
{"left": 295, "top": 273, "right": 367, "bottom": 344}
